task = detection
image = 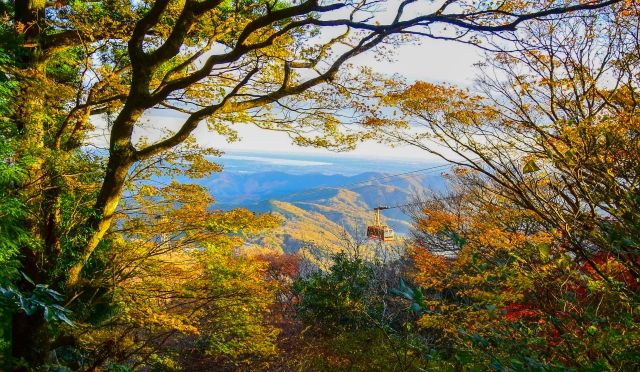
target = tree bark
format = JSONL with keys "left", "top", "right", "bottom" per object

{"left": 9, "top": 2, "right": 56, "bottom": 366}
{"left": 66, "top": 106, "right": 141, "bottom": 286}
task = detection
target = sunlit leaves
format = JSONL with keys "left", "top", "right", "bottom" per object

{"left": 75, "top": 177, "right": 283, "bottom": 367}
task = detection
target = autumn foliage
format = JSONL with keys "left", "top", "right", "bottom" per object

{"left": 1, "top": 0, "right": 638, "bottom": 370}
{"left": 364, "top": 2, "right": 640, "bottom": 369}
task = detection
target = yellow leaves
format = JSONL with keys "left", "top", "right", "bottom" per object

{"left": 475, "top": 226, "right": 516, "bottom": 249}
{"left": 99, "top": 148, "right": 286, "bottom": 359}
{"left": 206, "top": 208, "right": 281, "bottom": 236}
{"left": 380, "top": 81, "right": 498, "bottom": 133}
{"left": 410, "top": 247, "right": 450, "bottom": 288}
{"left": 417, "top": 207, "right": 462, "bottom": 235}
{"left": 416, "top": 305, "right": 498, "bottom": 339}
{"left": 206, "top": 117, "right": 240, "bottom": 144}
{"left": 127, "top": 306, "right": 201, "bottom": 335}
{"left": 417, "top": 312, "right": 448, "bottom": 330}
{"left": 100, "top": 191, "right": 282, "bottom": 363}
{"left": 183, "top": 153, "right": 223, "bottom": 178}
{"left": 389, "top": 81, "right": 463, "bottom": 113}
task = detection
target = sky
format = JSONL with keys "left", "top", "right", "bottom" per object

{"left": 214, "top": 37, "right": 480, "bottom": 159}
{"left": 128, "top": 38, "right": 481, "bottom": 161}
{"left": 90, "top": 3, "right": 483, "bottom": 161}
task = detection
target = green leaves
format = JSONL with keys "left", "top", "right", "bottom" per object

{"left": 294, "top": 253, "right": 380, "bottom": 331}
{"left": 445, "top": 228, "right": 467, "bottom": 248}
{"left": 0, "top": 274, "right": 73, "bottom": 327}
{"left": 523, "top": 159, "right": 540, "bottom": 174}
{"left": 0, "top": 110, "right": 30, "bottom": 279}
{"left": 538, "top": 243, "right": 551, "bottom": 262}
{"left": 390, "top": 278, "right": 426, "bottom": 313}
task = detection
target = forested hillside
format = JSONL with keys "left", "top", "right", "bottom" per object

{"left": 205, "top": 170, "right": 447, "bottom": 252}
{"left": 1, "top": 0, "right": 638, "bottom": 371}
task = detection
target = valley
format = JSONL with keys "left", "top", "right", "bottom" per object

{"left": 195, "top": 153, "right": 448, "bottom": 253}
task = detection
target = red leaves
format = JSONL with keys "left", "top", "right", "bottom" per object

{"left": 501, "top": 303, "right": 543, "bottom": 322}
{"left": 257, "top": 253, "right": 302, "bottom": 282}
{"left": 580, "top": 252, "right": 640, "bottom": 290}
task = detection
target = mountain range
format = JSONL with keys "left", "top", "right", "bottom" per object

{"left": 197, "top": 170, "right": 448, "bottom": 253}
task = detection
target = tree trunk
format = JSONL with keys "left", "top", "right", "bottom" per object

{"left": 14, "top": 0, "right": 46, "bottom": 45}
{"left": 9, "top": 2, "right": 64, "bottom": 368}
{"left": 10, "top": 311, "right": 49, "bottom": 371}
{"left": 66, "top": 143, "right": 135, "bottom": 287}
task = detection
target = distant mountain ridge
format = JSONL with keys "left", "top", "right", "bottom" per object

{"left": 202, "top": 171, "right": 446, "bottom": 206}
{"left": 196, "top": 171, "right": 448, "bottom": 253}
{"left": 200, "top": 171, "right": 387, "bottom": 204}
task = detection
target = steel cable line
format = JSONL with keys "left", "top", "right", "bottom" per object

{"left": 259, "top": 158, "right": 482, "bottom": 242}
{"left": 253, "top": 160, "right": 477, "bottom": 242}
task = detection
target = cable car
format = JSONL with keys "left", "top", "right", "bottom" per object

{"left": 367, "top": 206, "right": 395, "bottom": 242}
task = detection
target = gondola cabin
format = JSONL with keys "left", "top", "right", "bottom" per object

{"left": 366, "top": 225, "right": 395, "bottom": 242}
{"left": 367, "top": 206, "right": 395, "bottom": 242}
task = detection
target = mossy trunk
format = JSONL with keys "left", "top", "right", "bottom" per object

{"left": 8, "top": 1, "right": 60, "bottom": 369}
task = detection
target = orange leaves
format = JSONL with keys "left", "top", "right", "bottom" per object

{"left": 409, "top": 246, "right": 450, "bottom": 288}
{"left": 361, "top": 116, "right": 408, "bottom": 130}
{"left": 385, "top": 6, "right": 640, "bottom": 367}
{"left": 387, "top": 81, "right": 499, "bottom": 127}
{"left": 258, "top": 252, "right": 302, "bottom": 282}
{"left": 581, "top": 252, "right": 640, "bottom": 291}
{"left": 501, "top": 303, "right": 543, "bottom": 322}
{"left": 408, "top": 186, "right": 566, "bottom": 336}
{"left": 416, "top": 206, "right": 462, "bottom": 235}
{"left": 620, "top": 0, "right": 640, "bottom": 17}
